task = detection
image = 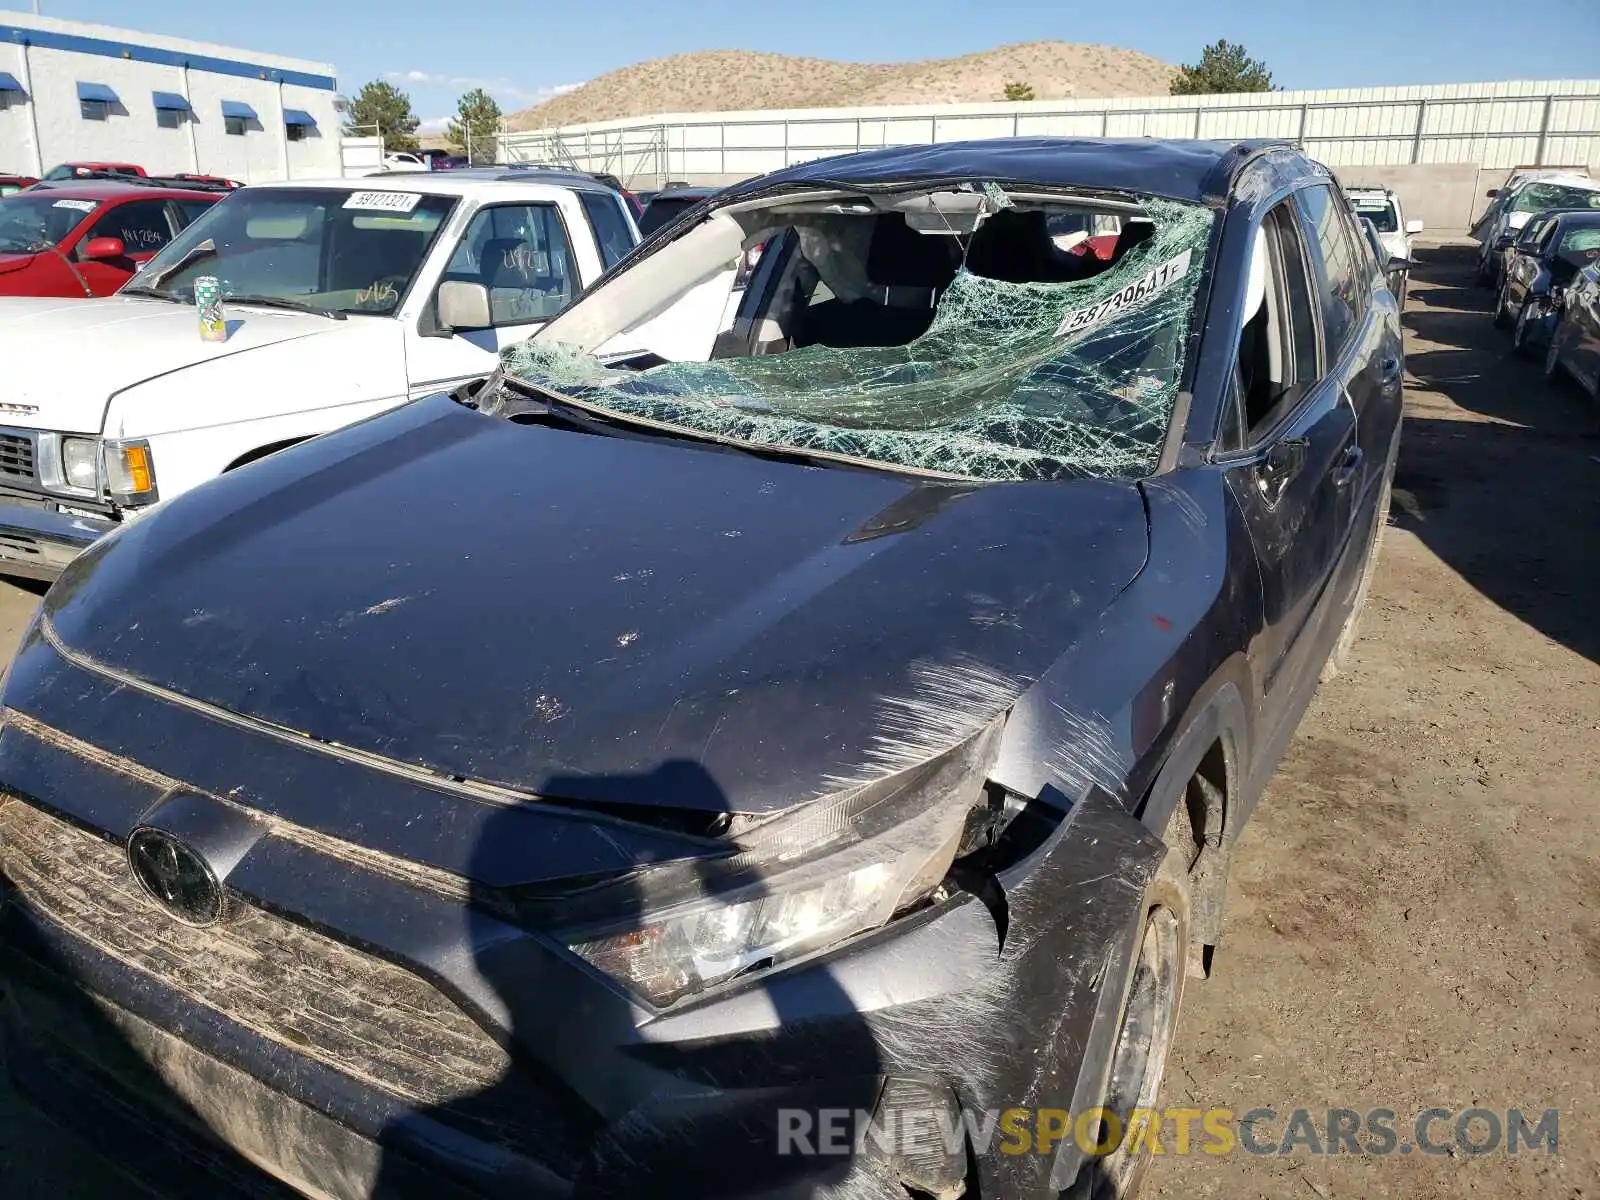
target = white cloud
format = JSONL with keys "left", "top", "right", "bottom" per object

{"left": 417, "top": 115, "right": 452, "bottom": 134}
{"left": 383, "top": 70, "right": 584, "bottom": 107}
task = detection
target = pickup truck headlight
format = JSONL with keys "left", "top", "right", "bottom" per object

{"left": 104, "top": 439, "right": 158, "bottom": 505}
{"left": 60, "top": 437, "right": 99, "bottom": 491}
{"left": 564, "top": 724, "right": 1001, "bottom": 1006}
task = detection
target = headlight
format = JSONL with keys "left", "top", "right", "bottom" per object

{"left": 60, "top": 437, "right": 99, "bottom": 490}
{"left": 565, "top": 724, "right": 1000, "bottom": 1006}
{"left": 104, "top": 439, "right": 158, "bottom": 504}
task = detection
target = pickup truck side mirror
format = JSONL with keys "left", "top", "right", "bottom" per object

{"left": 438, "top": 281, "right": 492, "bottom": 331}
{"left": 83, "top": 236, "right": 126, "bottom": 261}
{"left": 1485, "top": 188, "right": 1500, "bottom": 198}
{"left": 1405, "top": 218, "right": 1425, "bottom": 235}
{"left": 1386, "top": 255, "right": 1418, "bottom": 274}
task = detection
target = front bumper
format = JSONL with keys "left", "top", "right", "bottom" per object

{"left": 0, "top": 500, "right": 112, "bottom": 581}
{"left": 0, "top": 633, "right": 1167, "bottom": 1198}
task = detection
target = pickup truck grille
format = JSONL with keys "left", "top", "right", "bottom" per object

{"left": 0, "top": 433, "right": 36, "bottom": 482}
{"left": 0, "top": 796, "right": 583, "bottom": 1165}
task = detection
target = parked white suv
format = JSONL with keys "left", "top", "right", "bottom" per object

{"left": 0, "top": 169, "right": 639, "bottom": 579}
{"left": 1345, "top": 185, "right": 1423, "bottom": 302}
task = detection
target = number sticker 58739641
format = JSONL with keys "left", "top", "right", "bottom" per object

{"left": 1054, "top": 249, "right": 1193, "bottom": 339}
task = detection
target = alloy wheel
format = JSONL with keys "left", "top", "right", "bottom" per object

{"left": 1093, "top": 904, "right": 1184, "bottom": 1194}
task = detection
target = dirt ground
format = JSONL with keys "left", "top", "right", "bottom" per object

{"left": 0, "top": 244, "right": 1596, "bottom": 1197}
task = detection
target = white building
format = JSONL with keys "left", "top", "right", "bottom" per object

{"left": 0, "top": 11, "right": 340, "bottom": 182}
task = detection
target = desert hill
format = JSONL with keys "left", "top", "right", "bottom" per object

{"left": 505, "top": 41, "right": 1178, "bottom": 131}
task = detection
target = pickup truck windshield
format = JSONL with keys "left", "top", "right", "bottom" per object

{"left": 1348, "top": 196, "right": 1398, "bottom": 233}
{"left": 0, "top": 195, "right": 97, "bottom": 253}
{"left": 129, "top": 188, "right": 457, "bottom": 315}
{"left": 504, "top": 190, "right": 1214, "bottom": 482}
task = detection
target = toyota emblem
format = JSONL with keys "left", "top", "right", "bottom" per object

{"left": 127, "top": 827, "right": 225, "bottom": 926}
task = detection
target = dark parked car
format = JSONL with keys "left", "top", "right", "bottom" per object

{"left": 637, "top": 184, "right": 720, "bottom": 237}
{"left": 1543, "top": 259, "right": 1600, "bottom": 400}
{"left": 0, "top": 138, "right": 1403, "bottom": 1200}
{"left": 1493, "top": 209, "right": 1600, "bottom": 353}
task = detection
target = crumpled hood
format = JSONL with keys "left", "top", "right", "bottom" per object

{"left": 0, "top": 296, "right": 359, "bottom": 433}
{"left": 43, "top": 395, "right": 1150, "bottom": 814}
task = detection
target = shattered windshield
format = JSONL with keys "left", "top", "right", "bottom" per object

{"left": 501, "top": 187, "right": 1214, "bottom": 481}
{"left": 1512, "top": 183, "right": 1600, "bottom": 214}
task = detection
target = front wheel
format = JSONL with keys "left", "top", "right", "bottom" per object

{"left": 1543, "top": 327, "right": 1565, "bottom": 384}
{"left": 1064, "top": 813, "right": 1195, "bottom": 1199}
{"left": 1492, "top": 284, "right": 1513, "bottom": 330}
{"left": 1512, "top": 303, "right": 1537, "bottom": 356}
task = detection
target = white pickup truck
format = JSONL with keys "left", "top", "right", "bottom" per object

{"left": 0, "top": 169, "right": 640, "bottom": 579}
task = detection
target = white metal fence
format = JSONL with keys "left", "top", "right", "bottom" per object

{"left": 498, "top": 79, "right": 1600, "bottom": 185}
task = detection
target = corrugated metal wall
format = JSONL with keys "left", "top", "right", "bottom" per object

{"left": 498, "top": 80, "right": 1600, "bottom": 183}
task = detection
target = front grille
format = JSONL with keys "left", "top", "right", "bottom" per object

{"left": 0, "top": 799, "right": 511, "bottom": 1112}
{"left": 0, "top": 432, "right": 36, "bottom": 482}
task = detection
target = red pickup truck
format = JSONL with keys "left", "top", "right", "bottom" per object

{"left": 38, "top": 161, "right": 147, "bottom": 181}
{"left": 0, "top": 181, "right": 219, "bottom": 298}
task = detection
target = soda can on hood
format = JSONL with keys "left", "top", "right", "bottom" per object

{"left": 194, "top": 275, "right": 226, "bottom": 342}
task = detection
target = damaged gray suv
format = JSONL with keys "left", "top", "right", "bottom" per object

{"left": 0, "top": 138, "right": 1402, "bottom": 1200}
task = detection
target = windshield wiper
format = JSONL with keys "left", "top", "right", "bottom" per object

{"left": 119, "top": 286, "right": 188, "bottom": 304}
{"left": 227, "top": 294, "right": 346, "bottom": 321}
{"left": 146, "top": 238, "right": 215, "bottom": 287}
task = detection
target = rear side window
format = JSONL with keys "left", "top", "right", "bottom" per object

{"left": 87, "top": 201, "right": 173, "bottom": 254}
{"left": 1296, "top": 184, "right": 1367, "bottom": 357}
{"left": 578, "top": 191, "right": 635, "bottom": 270}
{"left": 173, "top": 200, "right": 214, "bottom": 229}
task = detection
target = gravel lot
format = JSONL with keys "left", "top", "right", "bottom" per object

{"left": 1, "top": 244, "right": 1596, "bottom": 1197}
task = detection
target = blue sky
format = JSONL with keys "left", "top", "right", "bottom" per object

{"left": 24, "top": 0, "right": 1600, "bottom": 131}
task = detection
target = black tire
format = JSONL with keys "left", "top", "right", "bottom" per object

{"left": 1492, "top": 284, "right": 1513, "bottom": 330}
{"left": 1542, "top": 326, "right": 1565, "bottom": 385}
{"left": 1063, "top": 810, "right": 1195, "bottom": 1200}
{"left": 1512, "top": 304, "right": 1536, "bottom": 357}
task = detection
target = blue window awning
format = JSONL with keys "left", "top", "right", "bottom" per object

{"left": 220, "top": 100, "right": 258, "bottom": 120}
{"left": 0, "top": 72, "right": 22, "bottom": 93}
{"left": 76, "top": 81, "right": 119, "bottom": 104}
{"left": 152, "top": 91, "right": 191, "bottom": 112}
{"left": 282, "top": 108, "right": 317, "bottom": 128}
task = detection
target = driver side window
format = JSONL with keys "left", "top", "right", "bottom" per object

{"left": 443, "top": 204, "right": 576, "bottom": 326}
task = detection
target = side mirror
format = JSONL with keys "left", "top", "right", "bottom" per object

{"left": 437, "top": 280, "right": 491, "bottom": 331}
{"left": 1386, "top": 255, "right": 1418, "bottom": 274}
{"left": 1485, "top": 188, "right": 1500, "bottom": 198}
{"left": 1405, "top": 218, "right": 1424, "bottom": 235}
{"left": 83, "top": 236, "right": 126, "bottom": 261}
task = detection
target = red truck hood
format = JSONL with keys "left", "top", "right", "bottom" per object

{"left": 0, "top": 253, "right": 36, "bottom": 277}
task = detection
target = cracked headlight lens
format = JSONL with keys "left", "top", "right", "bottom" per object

{"left": 567, "top": 724, "right": 1001, "bottom": 1007}
{"left": 61, "top": 437, "right": 99, "bottom": 491}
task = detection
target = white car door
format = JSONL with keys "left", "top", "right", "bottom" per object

{"left": 403, "top": 193, "right": 605, "bottom": 398}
